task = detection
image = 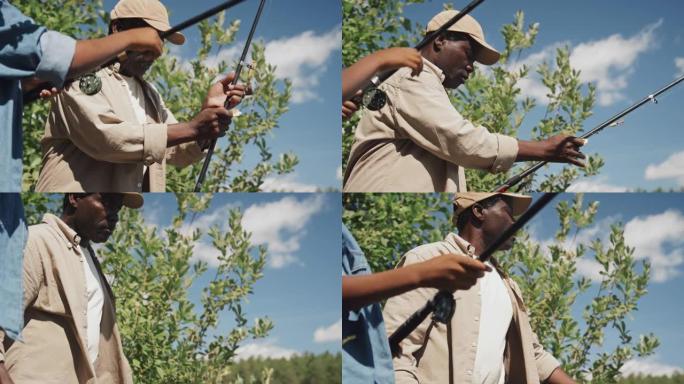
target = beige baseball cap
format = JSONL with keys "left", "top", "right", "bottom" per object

{"left": 453, "top": 192, "right": 531, "bottom": 217}
{"left": 111, "top": 0, "right": 185, "bottom": 45}
{"left": 426, "top": 10, "right": 500, "bottom": 65}
{"left": 122, "top": 193, "right": 144, "bottom": 209}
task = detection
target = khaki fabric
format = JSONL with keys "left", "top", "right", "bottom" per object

{"left": 36, "top": 63, "right": 205, "bottom": 192}
{"left": 382, "top": 233, "right": 560, "bottom": 384}
{"left": 344, "top": 58, "right": 518, "bottom": 192}
{"left": 0, "top": 214, "right": 132, "bottom": 384}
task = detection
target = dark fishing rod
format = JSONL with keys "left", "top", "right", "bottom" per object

{"left": 23, "top": 0, "right": 250, "bottom": 104}
{"left": 352, "top": 0, "right": 486, "bottom": 111}
{"left": 194, "top": 0, "right": 266, "bottom": 192}
{"left": 495, "top": 75, "right": 684, "bottom": 193}
{"left": 388, "top": 192, "right": 558, "bottom": 355}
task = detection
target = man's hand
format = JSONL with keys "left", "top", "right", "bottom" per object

{"left": 203, "top": 72, "right": 249, "bottom": 109}
{"left": 342, "top": 99, "right": 360, "bottom": 120}
{"left": 415, "top": 254, "right": 491, "bottom": 291}
{"left": 0, "top": 362, "right": 14, "bottom": 384}
{"left": 190, "top": 107, "right": 233, "bottom": 140}
{"left": 517, "top": 134, "right": 587, "bottom": 167}
{"left": 376, "top": 47, "right": 423, "bottom": 77}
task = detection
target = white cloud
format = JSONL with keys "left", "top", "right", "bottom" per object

{"left": 205, "top": 25, "right": 341, "bottom": 104}
{"left": 620, "top": 356, "right": 684, "bottom": 377}
{"left": 242, "top": 195, "right": 326, "bottom": 269}
{"left": 570, "top": 19, "right": 662, "bottom": 106}
{"left": 530, "top": 209, "right": 684, "bottom": 284}
{"left": 313, "top": 319, "right": 341, "bottom": 343}
{"left": 336, "top": 166, "right": 343, "bottom": 181}
{"left": 623, "top": 209, "right": 684, "bottom": 282}
{"left": 261, "top": 174, "right": 319, "bottom": 192}
{"left": 264, "top": 26, "right": 341, "bottom": 103}
{"left": 567, "top": 177, "right": 629, "bottom": 192}
{"left": 645, "top": 150, "right": 684, "bottom": 186}
{"left": 235, "top": 340, "right": 299, "bottom": 360}
{"left": 511, "top": 20, "right": 662, "bottom": 106}
{"left": 675, "top": 57, "right": 684, "bottom": 77}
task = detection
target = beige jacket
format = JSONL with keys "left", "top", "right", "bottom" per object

{"left": 382, "top": 233, "right": 560, "bottom": 384}
{"left": 36, "top": 63, "right": 205, "bottom": 192}
{"left": 0, "top": 214, "right": 132, "bottom": 384}
{"left": 344, "top": 58, "right": 518, "bottom": 192}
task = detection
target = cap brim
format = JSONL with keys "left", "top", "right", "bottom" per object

{"left": 498, "top": 192, "right": 531, "bottom": 216}
{"left": 471, "top": 36, "right": 500, "bottom": 65}
{"left": 145, "top": 18, "right": 186, "bottom": 45}
{"left": 122, "top": 193, "right": 143, "bottom": 209}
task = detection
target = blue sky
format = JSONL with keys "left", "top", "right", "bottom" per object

{"left": 139, "top": 193, "right": 341, "bottom": 359}
{"left": 102, "top": 0, "right": 342, "bottom": 191}
{"left": 527, "top": 192, "right": 684, "bottom": 377}
{"left": 398, "top": 1, "right": 684, "bottom": 191}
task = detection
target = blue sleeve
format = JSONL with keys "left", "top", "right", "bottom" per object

{"left": 0, "top": 1, "right": 75, "bottom": 86}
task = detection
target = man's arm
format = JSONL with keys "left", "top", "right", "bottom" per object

{"left": 545, "top": 367, "right": 577, "bottom": 384}
{"left": 343, "top": 253, "right": 489, "bottom": 311}
{"left": 0, "top": 362, "right": 14, "bottom": 384}
{"left": 67, "top": 28, "right": 162, "bottom": 80}
{"left": 342, "top": 47, "right": 423, "bottom": 101}
{"left": 517, "top": 136, "right": 587, "bottom": 167}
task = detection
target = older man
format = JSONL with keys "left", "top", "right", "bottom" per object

{"left": 344, "top": 10, "right": 587, "bottom": 192}
{"left": 382, "top": 193, "right": 576, "bottom": 384}
{"left": 36, "top": 0, "right": 246, "bottom": 192}
{"left": 0, "top": 193, "right": 142, "bottom": 384}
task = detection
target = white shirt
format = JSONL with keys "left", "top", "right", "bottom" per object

{"left": 473, "top": 262, "right": 514, "bottom": 384}
{"left": 79, "top": 245, "right": 105, "bottom": 365}
{"left": 122, "top": 75, "right": 149, "bottom": 175}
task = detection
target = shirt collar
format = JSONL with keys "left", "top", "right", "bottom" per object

{"left": 42, "top": 213, "right": 82, "bottom": 249}
{"left": 444, "top": 232, "right": 476, "bottom": 257}
{"left": 421, "top": 57, "right": 447, "bottom": 84}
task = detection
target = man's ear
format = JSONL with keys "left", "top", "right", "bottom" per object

{"left": 433, "top": 35, "right": 447, "bottom": 52}
{"left": 471, "top": 204, "right": 486, "bottom": 224}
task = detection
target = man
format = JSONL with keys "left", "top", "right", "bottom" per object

{"left": 0, "top": 0, "right": 162, "bottom": 354}
{"left": 343, "top": 224, "right": 490, "bottom": 383}
{"left": 35, "top": 0, "right": 246, "bottom": 192}
{"left": 1, "top": 0, "right": 163, "bottom": 193}
{"left": 343, "top": 10, "right": 587, "bottom": 192}
{"left": 0, "top": 193, "right": 143, "bottom": 384}
{"left": 382, "top": 193, "right": 576, "bottom": 384}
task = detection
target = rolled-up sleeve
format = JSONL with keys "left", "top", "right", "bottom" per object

{"left": 36, "top": 30, "right": 76, "bottom": 87}
{"left": 391, "top": 72, "right": 518, "bottom": 173}
{"left": 531, "top": 328, "right": 561, "bottom": 380}
{"left": 54, "top": 84, "right": 167, "bottom": 165}
{"left": 0, "top": 2, "right": 75, "bottom": 85}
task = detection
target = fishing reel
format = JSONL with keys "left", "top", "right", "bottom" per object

{"left": 351, "top": 75, "right": 388, "bottom": 111}
{"left": 431, "top": 290, "right": 456, "bottom": 324}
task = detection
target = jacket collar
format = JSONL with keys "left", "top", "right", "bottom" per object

{"left": 444, "top": 232, "right": 508, "bottom": 277}
{"left": 422, "top": 57, "right": 447, "bottom": 84}
{"left": 42, "top": 213, "right": 83, "bottom": 250}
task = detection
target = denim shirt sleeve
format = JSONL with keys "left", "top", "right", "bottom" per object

{"left": 0, "top": 1, "right": 75, "bottom": 86}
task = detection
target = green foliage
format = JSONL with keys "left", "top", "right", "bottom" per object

{"left": 342, "top": 2, "right": 601, "bottom": 192}
{"left": 618, "top": 373, "right": 684, "bottom": 384}
{"left": 18, "top": 0, "right": 296, "bottom": 192}
{"left": 228, "top": 352, "right": 341, "bottom": 384}
{"left": 344, "top": 193, "right": 658, "bottom": 382}
{"left": 342, "top": 193, "right": 451, "bottom": 271}
{"left": 21, "top": 193, "right": 272, "bottom": 383}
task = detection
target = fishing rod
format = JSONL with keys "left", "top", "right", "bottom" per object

{"left": 23, "top": 0, "right": 250, "bottom": 104}
{"left": 495, "top": 75, "right": 684, "bottom": 193}
{"left": 388, "top": 192, "right": 558, "bottom": 355}
{"left": 194, "top": 0, "right": 266, "bottom": 192}
{"left": 352, "top": 0, "right": 486, "bottom": 111}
